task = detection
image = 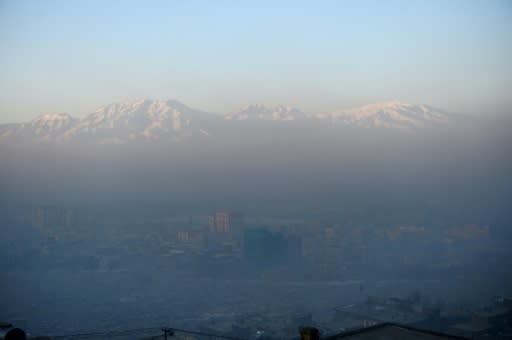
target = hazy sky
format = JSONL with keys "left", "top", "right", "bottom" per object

{"left": 0, "top": 0, "right": 511, "bottom": 123}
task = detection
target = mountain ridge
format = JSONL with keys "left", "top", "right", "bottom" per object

{"left": 0, "top": 99, "right": 460, "bottom": 145}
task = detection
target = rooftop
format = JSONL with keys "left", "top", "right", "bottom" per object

{"left": 323, "top": 323, "right": 467, "bottom": 340}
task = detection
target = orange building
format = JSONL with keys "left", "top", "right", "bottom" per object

{"left": 208, "top": 212, "right": 230, "bottom": 233}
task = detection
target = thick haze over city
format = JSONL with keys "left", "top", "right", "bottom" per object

{"left": 1, "top": 1, "right": 511, "bottom": 340}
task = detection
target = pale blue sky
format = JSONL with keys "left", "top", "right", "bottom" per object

{"left": 0, "top": 0, "right": 511, "bottom": 122}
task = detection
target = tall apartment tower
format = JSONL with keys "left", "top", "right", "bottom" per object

{"left": 208, "top": 212, "right": 230, "bottom": 233}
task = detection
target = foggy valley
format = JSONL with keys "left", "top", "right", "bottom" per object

{"left": 1, "top": 99, "right": 511, "bottom": 339}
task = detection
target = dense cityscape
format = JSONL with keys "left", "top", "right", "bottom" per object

{"left": 1, "top": 203, "right": 511, "bottom": 338}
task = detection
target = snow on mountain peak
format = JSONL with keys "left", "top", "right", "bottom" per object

{"left": 29, "top": 113, "right": 76, "bottom": 136}
{"left": 32, "top": 112, "right": 74, "bottom": 121}
{"left": 0, "top": 99, "right": 461, "bottom": 145}
{"left": 59, "top": 99, "right": 212, "bottom": 143}
{"left": 321, "top": 101, "right": 453, "bottom": 129}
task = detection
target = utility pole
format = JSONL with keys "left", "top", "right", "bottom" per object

{"left": 161, "top": 327, "right": 174, "bottom": 339}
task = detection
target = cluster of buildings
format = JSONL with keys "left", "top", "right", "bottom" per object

{"left": 1, "top": 205, "right": 503, "bottom": 281}
{"left": 171, "top": 211, "right": 305, "bottom": 277}
{"left": 324, "top": 295, "right": 512, "bottom": 339}
{"left": 1, "top": 206, "right": 512, "bottom": 339}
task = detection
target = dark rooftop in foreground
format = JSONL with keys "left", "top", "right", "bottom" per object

{"left": 322, "top": 323, "right": 467, "bottom": 340}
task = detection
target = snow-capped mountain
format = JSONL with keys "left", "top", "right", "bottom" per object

{"left": 315, "top": 100, "right": 456, "bottom": 129}
{"left": 61, "top": 99, "right": 215, "bottom": 144}
{"left": 224, "top": 104, "right": 308, "bottom": 121}
{"left": 0, "top": 113, "right": 77, "bottom": 143}
{"left": 224, "top": 101, "right": 455, "bottom": 129}
{"left": 0, "top": 99, "right": 216, "bottom": 145}
{"left": 0, "top": 99, "right": 460, "bottom": 145}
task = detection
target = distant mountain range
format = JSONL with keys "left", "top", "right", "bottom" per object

{"left": 0, "top": 99, "right": 460, "bottom": 145}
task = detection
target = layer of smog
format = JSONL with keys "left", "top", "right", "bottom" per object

{"left": 1, "top": 106, "right": 511, "bottom": 339}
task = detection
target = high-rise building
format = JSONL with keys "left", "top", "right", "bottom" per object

{"left": 208, "top": 212, "right": 230, "bottom": 233}
{"left": 243, "top": 228, "right": 302, "bottom": 268}
{"left": 31, "top": 206, "right": 75, "bottom": 229}
{"left": 177, "top": 230, "right": 190, "bottom": 242}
